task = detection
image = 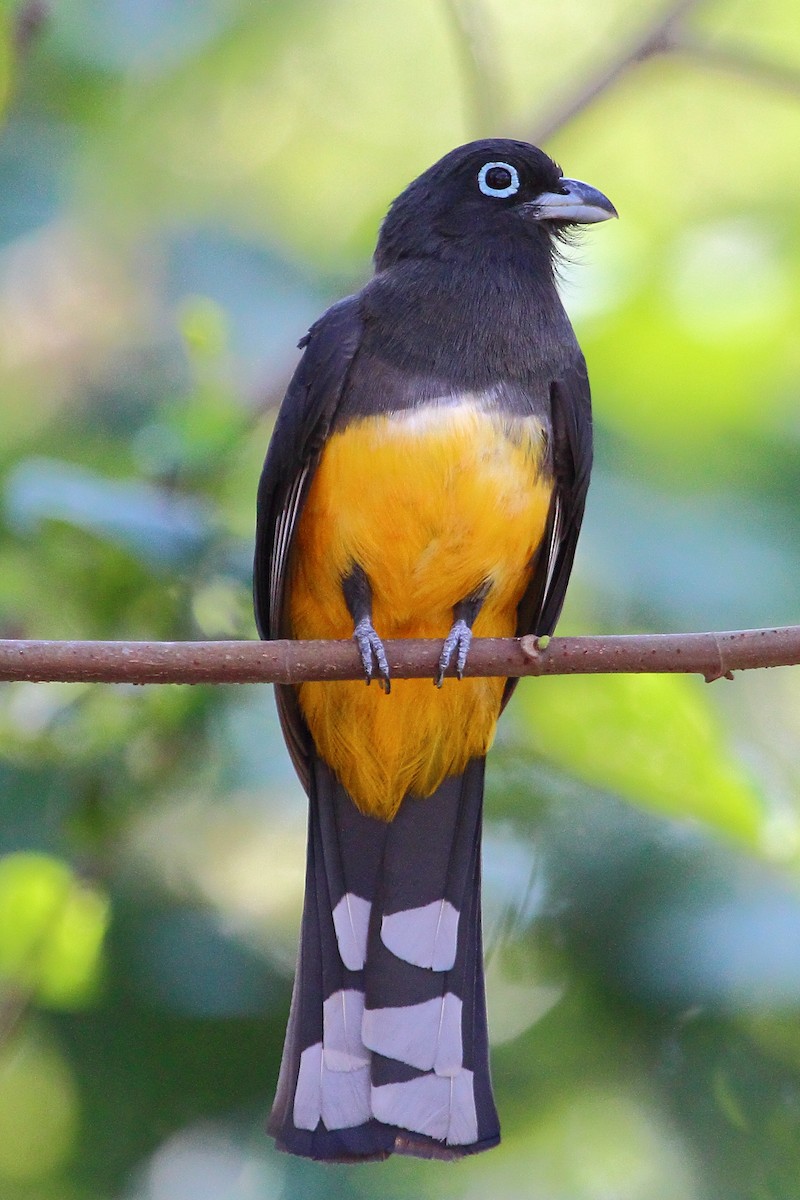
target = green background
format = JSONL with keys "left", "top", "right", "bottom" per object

{"left": 1, "top": 0, "right": 800, "bottom": 1196}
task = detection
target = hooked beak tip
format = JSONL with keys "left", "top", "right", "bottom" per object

{"left": 528, "top": 178, "right": 617, "bottom": 225}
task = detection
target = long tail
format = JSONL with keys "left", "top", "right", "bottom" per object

{"left": 268, "top": 756, "right": 500, "bottom": 1161}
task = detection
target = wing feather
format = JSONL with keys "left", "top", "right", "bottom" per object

{"left": 504, "top": 355, "right": 592, "bottom": 709}
{"left": 254, "top": 295, "right": 365, "bottom": 790}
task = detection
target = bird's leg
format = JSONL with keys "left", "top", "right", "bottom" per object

{"left": 342, "top": 564, "right": 391, "bottom": 693}
{"left": 436, "top": 581, "right": 491, "bottom": 687}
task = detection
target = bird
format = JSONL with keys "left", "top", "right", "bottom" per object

{"left": 253, "top": 138, "right": 616, "bottom": 1162}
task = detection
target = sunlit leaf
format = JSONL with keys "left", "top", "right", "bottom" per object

{"left": 516, "top": 673, "right": 763, "bottom": 846}
{"left": 0, "top": 852, "right": 109, "bottom": 1007}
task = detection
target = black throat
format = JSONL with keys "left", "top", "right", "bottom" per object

{"left": 358, "top": 227, "right": 576, "bottom": 388}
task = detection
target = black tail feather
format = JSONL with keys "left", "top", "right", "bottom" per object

{"left": 268, "top": 756, "right": 499, "bottom": 1160}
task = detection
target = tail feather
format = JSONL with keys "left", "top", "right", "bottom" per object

{"left": 269, "top": 769, "right": 392, "bottom": 1161}
{"left": 315, "top": 761, "right": 384, "bottom": 971}
{"left": 268, "top": 756, "right": 500, "bottom": 1160}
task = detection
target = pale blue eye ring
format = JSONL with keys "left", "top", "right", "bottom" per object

{"left": 477, "top": 161, "right": 520, "bottom": 198}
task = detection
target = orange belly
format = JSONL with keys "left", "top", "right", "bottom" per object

{"left": 288, "top": 404, "right": 553, "bottom": 819}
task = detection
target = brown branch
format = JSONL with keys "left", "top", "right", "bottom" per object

{"left": 13, "top": 0, "right": 48, "bottom": 55}
{"left": 530, "top": 0, "right": 800, "bottom": 145}
{"left": 530, "top": 0, "right": 706, "bottom": 143}
{"left": 0, "top": 626, "right": 798, "bottom": 686}
{"left": 669, "top": 33, "right": 800, "bottom": 99}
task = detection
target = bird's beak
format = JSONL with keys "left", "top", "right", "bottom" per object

{"left": 525, "top": 178, "right": 618, "bottom": 225}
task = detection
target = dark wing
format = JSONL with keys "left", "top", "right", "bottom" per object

{"left": 503, "top": 355, "right": 592, "bottom": 707}
{"left": 254, "top": 294, "right": 364, "bottom": 791}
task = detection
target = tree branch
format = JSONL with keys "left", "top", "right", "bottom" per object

{"left": 13, "top": 0, "right": 48, "bottom": 56}
{"left": 0, "top": 626, "right": 799, "bottom": 686}
{"left": 0, "top": 985, "right": 29, "bottom": 1046}
{"left": 669, "top": 32, "right": 800, "bottom": 99}
{"left": 531, "top": 0, "right": 706, "bottom": 143}
{"left": 441, "top": 0, "right": 504, "bottom": 135}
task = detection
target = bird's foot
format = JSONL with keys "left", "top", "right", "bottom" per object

{"left": 436, "top": 618, "right": 472, "bottom": 687}
{"left": 353, "top": 616, "right": 391, "bottom": 693}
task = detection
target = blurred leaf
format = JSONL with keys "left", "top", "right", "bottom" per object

{"left": 713, "top": 1069, "right": 750, "bottom": 1132}
{"left": 0, "top": 1023, "right": 79, "bottom": 1182}
{"left": 4, "top": 457, "right": 213, "bottom": 569}
{"left": 0, "top": 852, "right": 109, "bottom": 1007}
{"left": 163, "top": 228, "right": 327, "bottom": 397}
{"left": 127, "top": 905, "right": 283, "bottom": 1017}
{"left": 178, "top": 293, "right": 228, "bottom": 362}
{"left": 130, "top": 1123, "right": 283, "bottom": 1200}
{"left": 463, "top": 1084, "right": 698, "bottom": 1200}
{"left": 581, "top": 471, "right": 799, "bottom": 629}
{"left": 747, "top": 1012, "right": 800, "bottom": 1075}
{"left": 190, "top": 575, "right": 251, "bottom": 637}
{"left": 620, "top": 869, "right": 800, "bottom": 1009}
{"left": 517, "top": 673, "right": 763, "bottom": 846}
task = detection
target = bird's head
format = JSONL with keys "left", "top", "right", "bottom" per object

{"left": 375, "top": 138, "right": 617, "bottom": 270}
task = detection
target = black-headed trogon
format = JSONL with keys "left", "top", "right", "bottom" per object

{"left": 254, "top": 139, "right": 616, "bottom": 1161}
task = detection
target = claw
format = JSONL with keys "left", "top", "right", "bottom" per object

{"left": 435, "top": 618, "right": 472, "bottom": 687}
{"left": 353, "top": 616, "right": 391, "bottom": 693}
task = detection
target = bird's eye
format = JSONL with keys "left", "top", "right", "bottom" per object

{"left": 477, "top": 161, "right": 520, "bottom": 199}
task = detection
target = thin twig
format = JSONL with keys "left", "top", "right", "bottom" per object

{"left": 530, "top": 0, "right": 706, "bottom": 143}
{"left": 0, "top": 627, "right": 798, "bottom": 686}
{"left": 670, "top": 33, "right": 800, "bottom": 98}
{"left": 0, "top": 986, "right": 29, "bottom": 1045}
{"left": 441, "top": 0, "right": 504, "bottom": 135}
{"left": 13, "top": 0, "right": 48, "bottom": 56}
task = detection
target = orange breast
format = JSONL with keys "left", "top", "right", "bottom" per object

{"left": 288, "top": 404, "right": 553, "bottom": 819}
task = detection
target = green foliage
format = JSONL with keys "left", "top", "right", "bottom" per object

{"left": 518, "top": 673, "right": 764, "bottom": 846}
{"left": 0, "top": 1023, "right": 79, "bottom": 1183}
{"left": 0, "top": 1, "right": 799, "bottom": 1197}
{"left": 0, "top": 853, "right": 108, "bottom": 1007}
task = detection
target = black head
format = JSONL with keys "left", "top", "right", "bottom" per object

{"left": 375, "top": 138, "right": 616, "bottom": 270}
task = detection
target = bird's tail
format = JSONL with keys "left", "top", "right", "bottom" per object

{"left": 268, "top": 756, "right": 500, "bottom": 1161}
